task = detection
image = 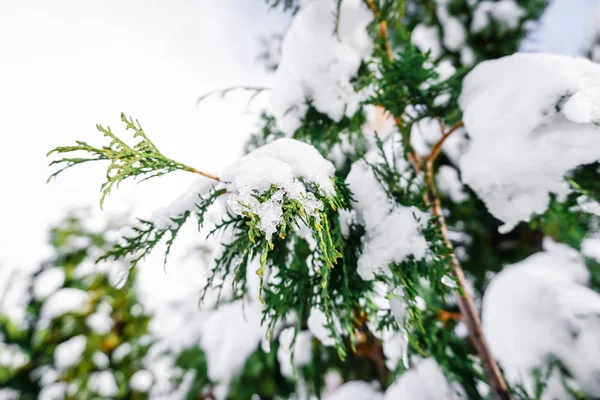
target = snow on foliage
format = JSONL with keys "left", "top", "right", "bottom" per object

{"left": 199, "top": 300, "right": 264, "bottom": 400}
{"left": 223, "top": 138, "right": 336, "bottom": 240}
{"left": 482, "top": 238, "right": 600, "bottom": 398}
{"left": 384, "top": 358, "right": 462, "bottom": 400}
{"left": 459, "top": 53, "right": 600, "bottom": 233}
{"left": 346, "top": 159, "right": 428, "bottom": 280}
{"left": 271, "top": 0, "right": 373, "bottom": 135}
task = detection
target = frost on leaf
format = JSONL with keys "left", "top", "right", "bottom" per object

{"left": 459, "top": 53, "right": 600, "bottom": 233}
{"left": 271, "top": 0, "right": 373, "bottom": 135}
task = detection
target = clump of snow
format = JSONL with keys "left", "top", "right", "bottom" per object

{"left": 277, "top": 328, "right": 313, "bottom": 377}
{"left": 346, "top": 160, "right": 429, "bottom": 280}
{"left": 54, "top": 335, "right": 86, "bottom": 370}
{"left": 412, "top": 25, "right": 442, "bottom": 59}
{"left": 384, "top": 358, "right": 462, "bottom": 400}
{"left": 92, "top": 352, "right": 110, "bottom": 369}
{"left": 86, "top": 310, "right": 113, "bottom": 334}
{"left": 223, "top": 138, "right": 336, "bottom": 240}
{"left": 482, "top": 238, "right": 600, "bottom": 398}
{"left": 436, "top": 165, "right": 468, "bottom": 203}
{"left": 471, "top": 0, "right": 525, "bottom": 33}
{"left": 459, "top": 53, "right": 600, "bottom": 233}
{"left": 39, "top": 382, "right": 66, "bottom": 400}
{"left": 200, "top": 300, "right": 264, "bottom": 400}
{"left": 88, "top": 371, "right": 118, "bottom": 397}
{"left": 112, "top": 343, "right": 132, "bottom": 363}
{"left": 325, "top": 381, "right": 382, "bottom": 400}
{"left": 271, "top": 0, "right": 373, "bottom": 135}
{"left": 130, "top": 369, "right": 154, "bottom": 392}
{"left": 40, "top": 288, "right": 89, "bottom": 323}
{"left": 33, "top": 268, "right": 65, "bottom": 300}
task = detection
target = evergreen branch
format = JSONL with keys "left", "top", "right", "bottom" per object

{"left": 47, "top": 113, "right": 221, "bottom": 208}
{"left": 98, "top": 188, "right": 222, "bottom": 269}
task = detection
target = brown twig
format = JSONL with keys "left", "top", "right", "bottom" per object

{"left": 364, "top": 0, "right": 393, "bottom": 60}
{"left": 424, "top": 122, "right": 510, "bottom": 400}
{"left": 187, "top": 167, "right": 226, "bottom": 183}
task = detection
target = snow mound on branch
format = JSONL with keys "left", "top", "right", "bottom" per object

{"left": 224, "top": 138, "right": 336, "bottom": 240}
{"left": 482, "top": 238, "right": 600, "bottom": 398}
{"left": 471, "top": 0, "right": 525, "bottom": 33}
{"left": 384, "top": 358, "right": 461, "bottom": 400}
{"left": 325, "top": 381, "right": 382, "bottom": 400}
{"left": 271, "top": 0, "right": 373, "bottom": 135}
{"left": 199, "top": 300, "right": 264, "bottom": 400}
{"left": 459, "top": 53, "right": 600, "bottom": 233}
{"left": 346, "top": 160, "right": 428, "bottom": 280}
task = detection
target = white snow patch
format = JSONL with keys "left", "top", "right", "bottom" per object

{"left": 482, "top": 238, "right": 600, "bottom": 398}
{"left": 130, "top": 369, "right": 154, "bottom": 392}
{"left": 384, "top": 358, "right": 462, "bottom": 400}
{"left": 88, "top": 370, "right": 118, "bottom": 397}
{"left": 277, "top": 328, "right": 312, "bottom": 377}
{"left": 41, "top": 288, "right": 89, "bottom": 323}
{"left": 471, "top": 0, "right": 525, "bottom": 33}
{"left": 200, "top": 300, "right": 264, "bottom": 399}
{"left": 325, "top": 380, "right": 382, "bottom": 400}
{"left": 39, "top": 382, "right": 66, "bottom": 400}
{"left": 459, "top": 53, "right": 600, "bottom": 233}
{"left": 412, "top": 25, "right": 442, "bottom": 60}
{"left": 271, "top": 0, "right": 373, "bottom": 135}
{"left": 54, "top": 335, "right": 86, "bottom": 370}
{"left": 86, "top": 310, "right": 113, "bottom": 334}
{"left": 346, "top": 160, "right": 429, "bottom": 280}
{"left": 307, "top": 307, "right": 340, "bottom": 347}
{"left": 92, "top": 352, "right": 110, "bottom": 369}
{"left": 33, "top": 268, "right": 65, "bottom": 300}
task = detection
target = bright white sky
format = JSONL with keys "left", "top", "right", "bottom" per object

{"left": 0, "top": 0, "right": 288, "bottom": 268}
{"left": 0, "top": 0, "right": 598, "bottom": 315}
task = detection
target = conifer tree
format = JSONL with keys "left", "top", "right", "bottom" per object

{"left": 45, "top": 1, "right": 600, "bottom": 399}
{"left": 0, "top": 213, "right": 153, "bottom": 399}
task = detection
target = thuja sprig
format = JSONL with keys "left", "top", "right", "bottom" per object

{"left": 47, "top": 113, "right": 221, "bottom": 208}
{"left": 99, "top": 187, "right": 225, "bottom": 270}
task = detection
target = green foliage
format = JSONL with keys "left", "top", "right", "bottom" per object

{"left": 99, "top": 186, "right": 225, "bottom": 271}
{"left": 48, "top": 113, "right": 206, "bottom": 208}
{"left": 0, "top": 214, "right": 153, "bottom": 399}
